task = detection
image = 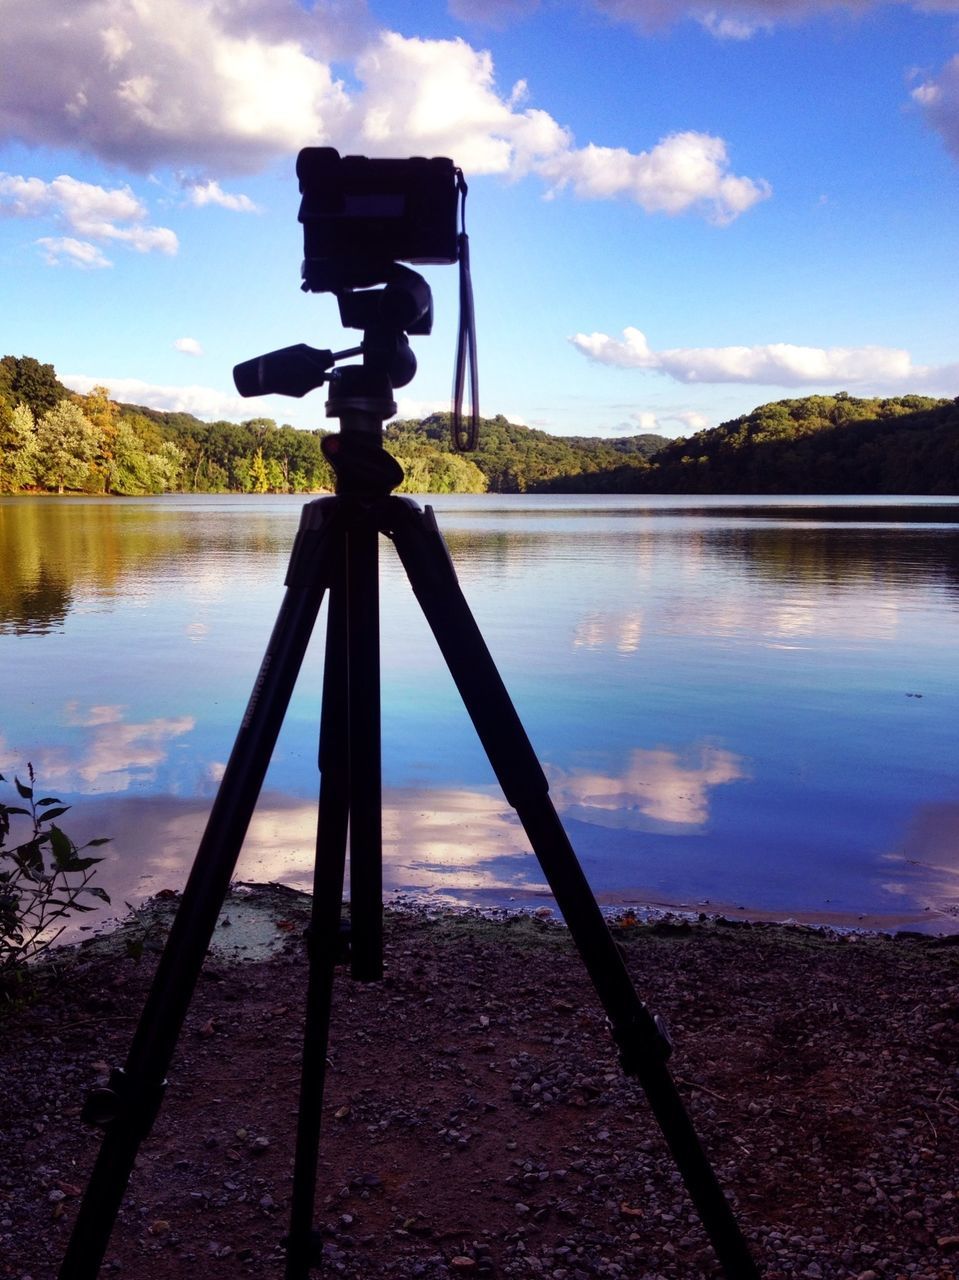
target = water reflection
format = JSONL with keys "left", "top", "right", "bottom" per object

{"left": 3, "top": 496, "right": 959, "bottom": 637}
{"left": 572, "top": 612, "right": 644, "bottom": 652}
{"left": 71, "top": 788, "right": 546, "bottom": 913}
{"left": 67, "top": 772, "right": 959, "bottom": 936}
{"left": 0, "top": 496, "right": 299, "bottom": 634}
{"left": 3, "top": 494, "right": 958, "bottom": 933}
{"left": 656, "top": 586, "right": 903, "bottom": 646}
{"left": 66, "top": 755, "right": 741, "bottom": 914}
{"left": 882, "top": 802, "right": 959, "bottom": 915}
{"left": 546, "top": 745, "right": 747, "bottom": 832}
{"left": 27, "top": 702, "right": 195, "bottom": 793}
{"left": 705, "top": 525, "right": 959, "bottom": 595}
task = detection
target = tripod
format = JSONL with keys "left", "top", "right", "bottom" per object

{"left": 60, "top": 363, "right": 759, "bottom": 1279}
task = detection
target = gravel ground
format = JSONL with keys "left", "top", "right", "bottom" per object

{"left": 2, "top": 893, "right": 959, "bottom": 1280}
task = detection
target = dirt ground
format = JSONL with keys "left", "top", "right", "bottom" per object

{"left": 2, "top": 889, "right": 959, "bottom": 1280}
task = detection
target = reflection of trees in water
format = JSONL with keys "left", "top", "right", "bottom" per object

{"left": 0, "top": 499, "right": 300, "bottom": 633}
{"left": 436, "top": 530, "right": 532, "bottom": 570}
{"left": 0, "top": 565, "right": 72, "bottom": 634}
{"left": 4, "top": 498, "right": 958, "bottom": 634}
{"left": 702, "top": 525, "right": 959, "bottom": 597}
{"left": 433, "top": 521, "right": 959, "bottom": 601}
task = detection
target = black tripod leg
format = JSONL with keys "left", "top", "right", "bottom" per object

{"left": 286, "top": 562, "right": 352, "bottom": 1279}
{"left": 287, "top": 507, "right": 386, "bottom": 1272}
{"left": 386, "top": 499, "right": 760, "bottom": 1280}
{"left": 344, "top": 516, "right": 383, "bottom": 982}
{"left": 59, "top": 499, "right": 344, "bottom": 1280}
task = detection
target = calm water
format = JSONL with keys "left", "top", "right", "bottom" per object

{"left": 2, "top": 492, "right": 958, "bottom": 933}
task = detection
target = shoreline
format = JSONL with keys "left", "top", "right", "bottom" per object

{"left": 66, "top": 879, "right": 959, "bottom": 968}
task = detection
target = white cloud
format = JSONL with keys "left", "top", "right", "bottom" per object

{"left": 61, "top": 373, "right": 255, "bottom": 421}
{"left": 348, "top": 33, "right": 768, "bottom": 219}
{"left": 0, "top": 6, "right": 770, "bottom": 222}
{"left": 348, "top": 35, "right": 768, "bottom": 219}
{"left": 447, "top": 0, "right": 542, "bottom": 23}
{"left": 393, "top": 395, "right": 454, "bottom": 420}
{"left": 589, "top": 0, "right": 959, "bottom": 40}
{"left": 667, "top": 409, "right": 711, "bottom": 431}
{"left": 351, "top": 32, "right": 569, "bottom": 175}
{"left": 0, "top": 172, "right": 178, "bottom": 260}
{"left": 626, "top": 407, "right": 709, "bottom": 433}
{"left": 630, "top": 410, "right": 660, "bottom": 431}
{"left": 537, "top": 132, "right": 771, "bottom": 222}
{"left": 174, "top": 337, "right": 204, "bottom": 357}
{"left": 0, "top": 0, "right": 353, "bottom": 173}
{"left": 35, "top": 237, "right": 112, "bottom": 269}
{"left": 570, "top": 326, "right": 959, "bottom": 391}
{"left": 912, "top": 55, "right": 959, "bottom": 158}
{"left": 448, "top": 0, "right": 542, "bottom": 21}
{"left": 183, "top": 178, "right": 259, "bottom": 212}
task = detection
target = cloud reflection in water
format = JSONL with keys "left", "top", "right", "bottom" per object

{"left": 31, "top": 702, "right": 195, "bottom": 793}
{"left": 546, "top": 745, "right": 748, "bottom": 833}
{"left": 572, "top": 611, "right": 644, "bottom": 653}
{"left": 71, "top": 741, "right": 749, "bottom": 920}
{"left": 882, "top": 802, "right": 959, "bottom": 917}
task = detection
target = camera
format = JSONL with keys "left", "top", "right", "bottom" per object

{"left": 297, "top": 148, "right": 460, "bottom": 294}
{"left": 235, "top": 147, "right": 477, "bottom": 448}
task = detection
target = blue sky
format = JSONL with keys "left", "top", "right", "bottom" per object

{"left": 1, "top": 0, "right": 958, "bottom": 439}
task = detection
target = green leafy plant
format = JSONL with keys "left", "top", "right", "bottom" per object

{"left": 0, "top": 764, "right": 111, "bottom": 983}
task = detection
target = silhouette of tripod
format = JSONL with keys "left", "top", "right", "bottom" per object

{"left": 60, "top": 358, "right": 759, "bottom": 1280}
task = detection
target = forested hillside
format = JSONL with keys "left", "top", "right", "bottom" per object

{"left": 1, "top": 355, "right": 957, "bottom": 495}
{"left": 0, "top": 355, "right": 666, "bottom": 495}
{"left": 0, "top": 356, "right": 334, "bottom": 495}
{"left": 385, "top": 414, "right": 664, "bottom": 493}
{"left": 561, "top": 393, "right": 959, "bottom": 495}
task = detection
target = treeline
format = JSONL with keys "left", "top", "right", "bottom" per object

{"left": 2, "top": 356, "right": 957, "bottom": 495}
{"left": 386, "top": 414, "right": 664, "bottom": 493}
{"left": 387, "top": 396, "right": 959, "bottom": 495}
{"left": 0, "top": 354, "right": 665, "bottom": 496}
{"left": 536, "top": 393, "right": 959, "bottom": 495}
{"left": 0, "top": 356, "right": 334, "bottom": 496}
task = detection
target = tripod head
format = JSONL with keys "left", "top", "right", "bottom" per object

{"left": 232, "top": 147, "right": 478, "bottom": 449}
{"left": 232, "top": 262, "right": 431, "bottom": 401}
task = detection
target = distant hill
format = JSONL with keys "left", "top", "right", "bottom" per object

{"left": 386, "top": 413, "right": 667, "bottom": 492}
{"left": 564, "top": 393, "right": 959, "bottom": 495}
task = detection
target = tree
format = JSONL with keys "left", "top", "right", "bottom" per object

{"left": 0, "top": 404, "right": 38, "bottom": 492}
{"left": 34, "top": 402, "right": 102, "bottom": 494}
{"left": 80, "top": 385, "right": 121, "bottom": 482}
{"left": 248, "top": 448, "right": 270, "bottom": 493}
{"left": 264, "top": 456, "right": 287, "bottom": 492}
{"left": 0, "top": 356, "right": 66, "bottom": 420}
{"left": 107, "top": 423, "right": 184, "bottom": 494}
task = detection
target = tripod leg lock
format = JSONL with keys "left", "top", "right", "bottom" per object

{"left": 285, "top": 496, "right": 339, "bottom": 589}
{"left": 80, "top": 1067, "right": 168, "bottom": 1133}
{"left": 610, "top": 1008, "right": 674, "bottom": 1076}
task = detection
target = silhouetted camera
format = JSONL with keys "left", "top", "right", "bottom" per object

{"left": 297, "top": 148, "right": 460, "bottom": 294}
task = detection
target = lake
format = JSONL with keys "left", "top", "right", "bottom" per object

{"left": 2, "top": 492, "right": 958, "bottom": 935}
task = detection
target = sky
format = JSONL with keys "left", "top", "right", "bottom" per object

{"left": 1, "top": 0, "right": 958, "bottom": 440}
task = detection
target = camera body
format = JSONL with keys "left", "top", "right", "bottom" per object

{"left": 297, "top": 147, "right": 459, "bottom": 293}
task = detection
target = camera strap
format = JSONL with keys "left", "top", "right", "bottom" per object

{"left": 452, "top": 169, "right": 479, "bottom": 451}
